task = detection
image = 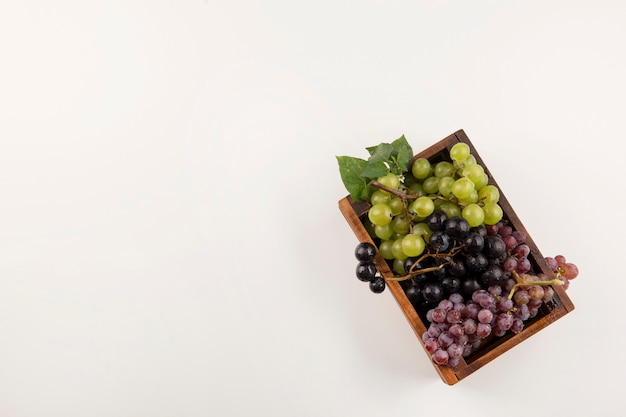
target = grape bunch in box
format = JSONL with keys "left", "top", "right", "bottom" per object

{"left": 337, "top": 130, "right": 577, "bottom": 384}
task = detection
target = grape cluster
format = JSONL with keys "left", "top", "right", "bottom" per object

{"left": 365, "top": 142, "right": 504, "bottom": 277}
{"left": 400, "top": 213, "right": 510, "bottom": 308}
{"left": 544, "top": 255, "right": 579, "bottom": 290}
{"left": 354, "top": 242, "right": 386, "bottom": 293}
{"left": 421, "top": 250, "right": 579, "bottom": 368}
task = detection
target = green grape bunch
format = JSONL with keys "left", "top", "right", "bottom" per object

{"left": 337, "top": 137, "right": 504, "bottom": 271}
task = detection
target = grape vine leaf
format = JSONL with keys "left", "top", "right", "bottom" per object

{"left": 391, "top": 135, "right": 413, "bottom": 174}
{"left": 336, "top": 156, "right": 369, "bottom": 201}
{"left": 337, "top": 134, "right": 415, "bottom": 201}
{"left": 360, "top": 160, "right": 389, "bottom": 178}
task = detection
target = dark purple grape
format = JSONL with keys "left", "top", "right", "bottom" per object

{"left": 404, "top": 283, "right": 423, "bottom": 304}
{"left": 355, "top": 242, "right": 377, "bottom": 262}
{"left": 465, "top": 253, "right": 489, "bottom": 273}
{"left": 430, "top": 257, "right": 447, "bottom": 279}
{"left": 403, "top": 257, "right": 421, "bottom": 274}
{"left": 480, "top": 264, "right": 505, "bottom": 285}
{"left": 441, "top": 276, "right": 461, "bottom": 294}
{"left": 369, "top": 276, "right": 386, "bottom": 293}
{"left": 356, "top": 262, "right": 377, "bottom": 282}
{"left": 483, "top": 235, "right": 506, "bottom": 259}
{"left": 445, "top": 216, "right": 470, "bottom": 240}
{"left": 422, "top": 282, "right": 443, "bottom": 303}
{"left": 429, "top": 231, "right": 451, "bottom": 252}
{"left": 463, "top": 233, "right": 484, "bottom": 255}
{"left": 448, "top": 257, "right": 466, "bottom": 277}
{"left": 471, "top": 225, "right": 487, "bottom": 238}
{"left": 462, "top": 277, "right": 481, "bottom": 296}
{"left": 426, "top": 210, "right": 448, "bottom": 231}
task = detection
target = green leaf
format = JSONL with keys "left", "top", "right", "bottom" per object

{"left": 391, "top": 135, "right": 413, "bottom": 173}
{"left": 336, "top": 156, "right": 368, "bottom": 201}
{"left": 367, "top": 143, "right": 394, "bottom": 164}
{"left": 359, "top": 184, "right": 373, "bottom": 202}
{"left": 361, "top": 160, "right": 389, "bottom": 178}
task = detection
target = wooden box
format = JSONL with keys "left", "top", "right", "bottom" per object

{"left": 338, "top": 129, "right": 575, "bottom": 385}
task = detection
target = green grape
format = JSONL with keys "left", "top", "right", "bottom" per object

{"left": 438, "top": 201, "right": 461, "bottom": 218}
{"left": 462, "top": 203, "right": 485, "bottom": 227}
{"left": 450, "top": 142, "right": 471, "bottom": 162}
{"left": 378, "top": 173, "right": 400, "bottom": 189}
{"left": 459, "top": 189, "right": 479, "bottom": 204}
{"left": 408, "top": 182, "right": 424, "bottom": 196}
{"left": 483, "top": 203, "right": 503, "bottom": 225}
{"left": 370, "top": 189, "right": 391, "bottom": 205}
{"left": 379, "top": 240, "right": 394, "bottom": 260}
{"left": 478, "top": 185, "right": 499, "bottom": 204}
{"left": 434, "top": 161, "right": 455, "bottom": 178}
{"left": 410, "top": 196, "right": 435, "bottom": 218}
{"left": 412, "top": 158, "right": 431, "bottom": 179}
{"left": 451, "top": 177, "right": 475, "bottom": 200}
{"left": 401, "top": 234, "right": 426, "bottom": 257}
{"left": 392, "top": 214, "right": 411, "bottom": 234}
{"left": 374, "top": 223, "right": 394, "bottom": 240}
{"left": 388, "top": 196, "right": 404, "bottom": 215}
{"left": 393, "top": 258, "right": 406, "bottom": 275}
{"left": 423, "top": 176, "right": 439, "bottom": 194}
{"left": 438, "top": 176, "right": 455, "bottom": 198}
{"left": 474, "top": 173, "right": 489, "bottom": 190}
{"left": 391, "top": 231, "right": 407, "bottom": 240}
{"left": 368, "top": 203, "right": 393, "bottom": 226}
{"left": 391, "top": 238, "right": 408, "bottom": 260}
{"left": 462, "top": 164, "right": 485, "bottom": 185}
{"left": 464, "top": 155, "right": 477, "bottom": 165}
{"left": 411, "top": 222, "right": 433, "bottom": 242}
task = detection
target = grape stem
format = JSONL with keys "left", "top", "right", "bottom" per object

{"left": 507, "top": 270, "right": 565, "bottom": 300}
{"left": 384, "top": 244, "right": 464, "bottom": 282}
{"left": 369, "top": 181, "right": 421, "bottom": 200}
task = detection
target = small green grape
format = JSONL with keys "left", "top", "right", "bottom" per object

{"left": 378, "top": 173, "right": 400, "bottom": 190}
{"left": 483, "top": 203, "right": 504, "bottom": 225}
{"left": 391, "top": 238, "right": 408, "bottom": 260}
{"left": 401, "top": 234, "right": 426, "bottom": 257}
{"left": 451, "top": 177, "right": 475, "bottom": 200}
{"left": 388, "top": 196, "right": 404, "bottom": 215}
{"left": 478, "top": 185, "right": 500, "bottom": 204}
{"left": 434, "top": 161, "right": 455, "bottom": 178}
{"left": 438, "top": 176, "right": 455, "bottom": 198}
{"left": 458, "top": 189, "right": 479, "bottom": 204}
{"left": 411, "top": 222, "right": 433, "bottom": 242}
{"left": 462, "top": 164, "right": 485, "bottom": 185}
{"left": 410, "top": 196, "right": 435, "bottom": 218}
{"left": 474, "top": 173, "right": 489, "bottom": 190}
{"left": 423, "top": 176, "right": 439, "bottom": 194}
{"left": 370, "top": 189, "right": 391, "bottom": 205}
{"left": 374, "top": 223, "right": 394, "bottom": 240}
{"left": 393, "top": 258, "right": 406, "bottom": 275}
{"left": 412, "top": 158, "right": 431, "bottom": 179}
{"left": 462, "top": 203, "right": 485, "bottom": 227}
{"left": 450, "top": 142, "right": 471, "bottom": 162}
{"left": 439, "top": 201, "right": 461, "bottom": 218}
{"left": 368, "top": 203, "right": 393, "bottom": 226}
{"left": 379, "top": 240, "right": 394, "bottom": 260}
{"left": 392, "top": 215, "right": 411, "bottom": 234}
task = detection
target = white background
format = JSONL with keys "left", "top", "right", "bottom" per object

{"left": 0, "top": 1, "right": 622, "bottom": 416}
